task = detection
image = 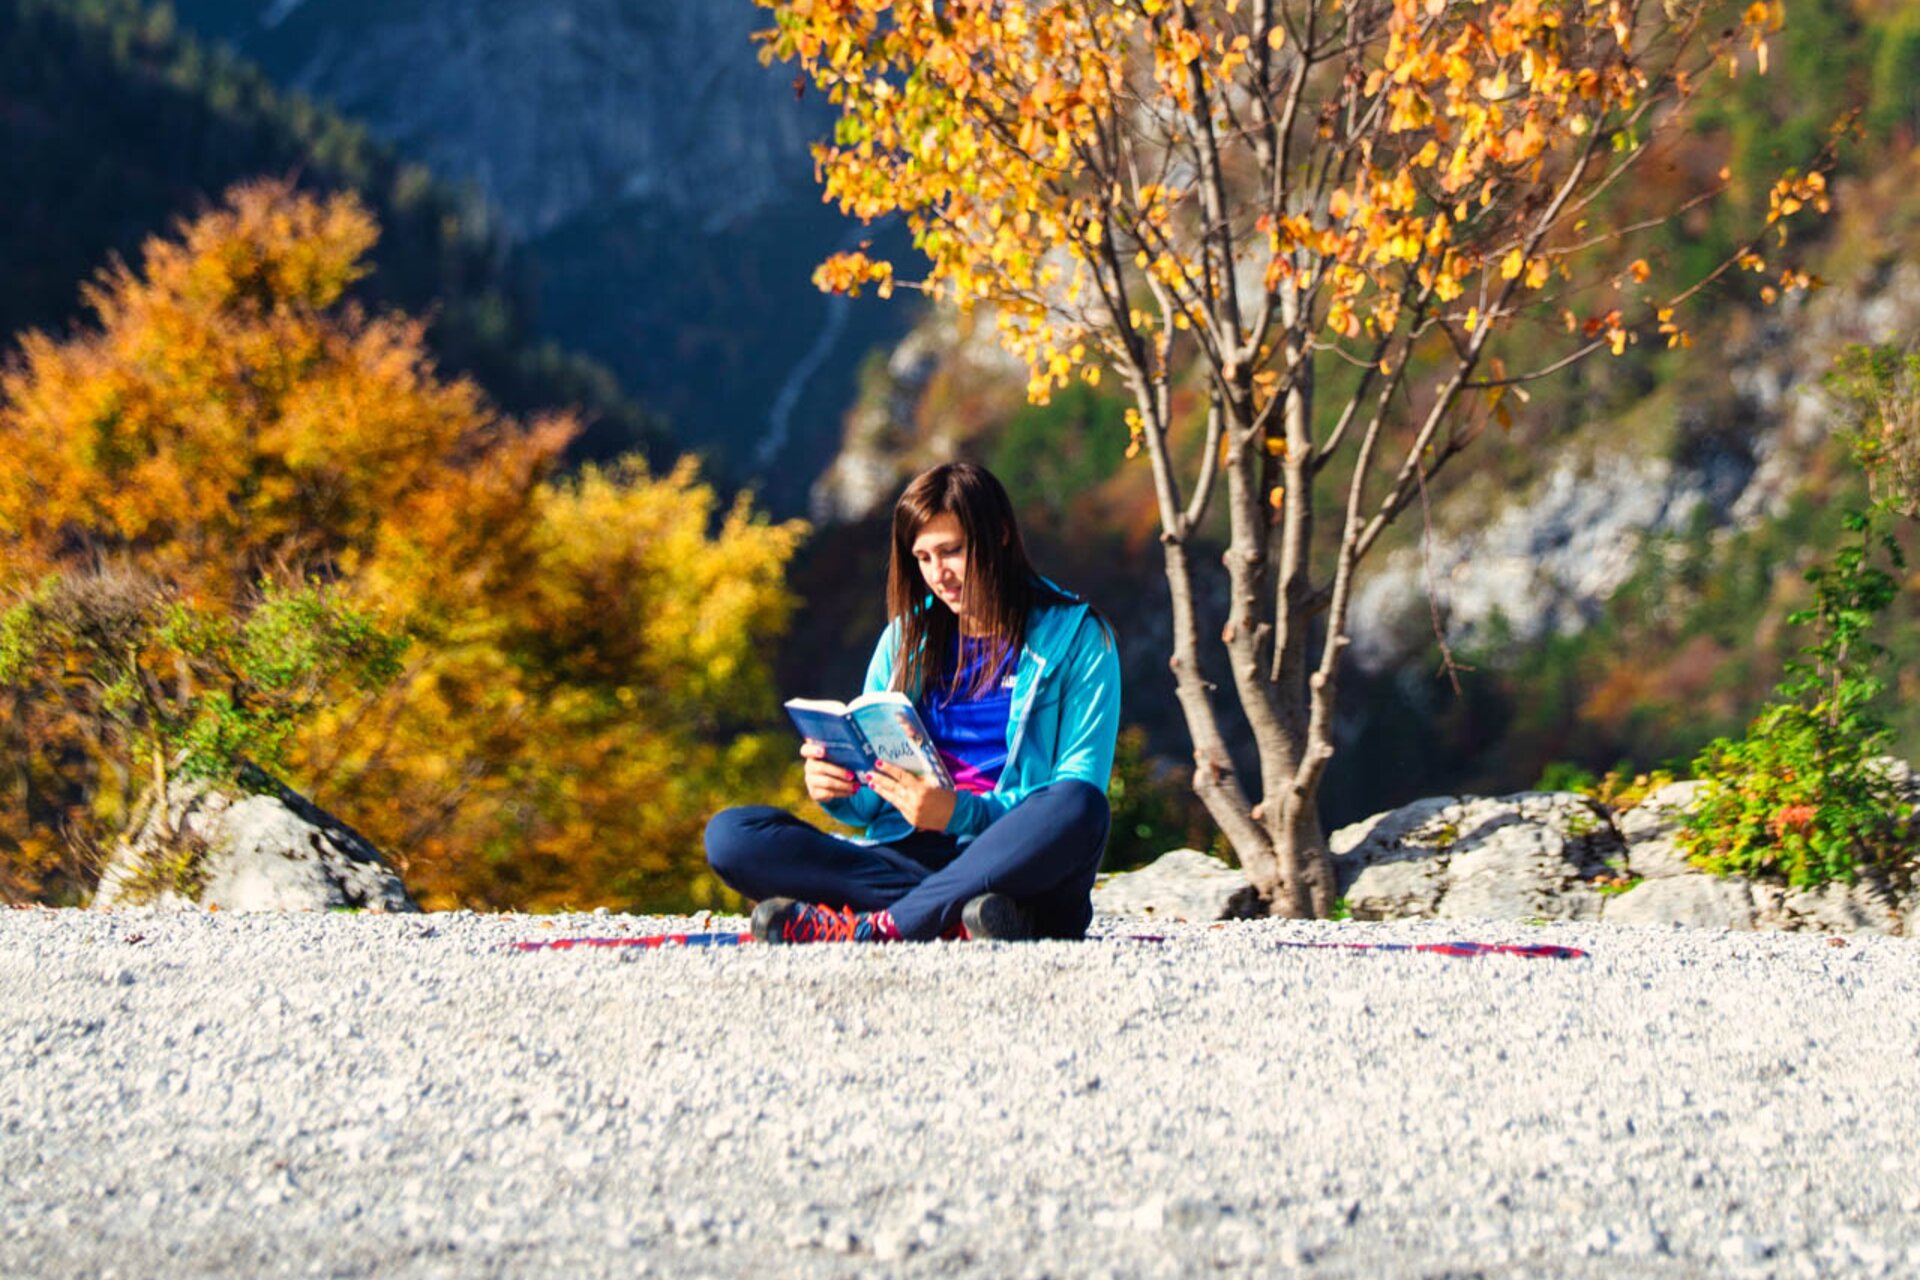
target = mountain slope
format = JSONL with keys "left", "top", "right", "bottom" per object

{"left": 165, "top": 0, "right": 916, "bottom": 511}
{"left": 0, "top": 0, "right": 661, "bottom": 461}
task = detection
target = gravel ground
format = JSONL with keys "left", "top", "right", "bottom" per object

{"left": 3, "top": 909, "right": 1918, "bottom": 1279}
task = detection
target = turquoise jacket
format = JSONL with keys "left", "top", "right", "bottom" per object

{"left": 820, "top": 597, "right": 1122, "bottom": 845}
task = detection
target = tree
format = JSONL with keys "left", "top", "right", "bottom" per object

{"left": 0, "top": 568, "right": 407, "bottom": 845}
{"left": 0, "top": 179, "right": 804, "bottom": 909}
{"left": 760, "top": 0, "right": 1833, "bottom": 915}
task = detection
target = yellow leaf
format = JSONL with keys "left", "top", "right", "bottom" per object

{"left": 1267, "top": 25, "right": 1286, "bottom": 50}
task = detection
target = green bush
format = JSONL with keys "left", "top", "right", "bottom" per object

{"left": 1680, "top": 507, "right": 1909, "bottom": 886}
{"left": 0, "top": 568, "right": 407, "bottom": 827}
{"left": 1533, "top": 760, "right": 1598, "bottom": 794}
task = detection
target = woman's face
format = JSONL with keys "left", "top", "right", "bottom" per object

{"left": 912, "top": 512, "right": 969, "bottom": 617}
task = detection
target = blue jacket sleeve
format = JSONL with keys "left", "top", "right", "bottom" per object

{"left": 818, "top": 623, "right": 897, "bottom": 829}
{"left": 945, "top": 613, "right": 1122, "bottom": 838}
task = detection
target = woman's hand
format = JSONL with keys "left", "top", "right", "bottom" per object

{"left": 866, "top": 760, "right": 957, "bottom": 832}
{"left": 801, "top": 741, "right": 859, "bottom": 805}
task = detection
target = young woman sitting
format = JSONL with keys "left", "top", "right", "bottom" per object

{"left": 704, "top": 461, "right": 1121, "bottom": 943}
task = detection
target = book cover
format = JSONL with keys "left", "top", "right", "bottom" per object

{"left": 784, "top": 691, "right": 954, "bottom": 789}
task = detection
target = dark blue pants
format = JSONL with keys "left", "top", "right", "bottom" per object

{"left": 704, "top": 780, "right": 1111, "bottom": 940}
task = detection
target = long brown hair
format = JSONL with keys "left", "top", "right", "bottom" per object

{"left": 887, "top": 462, "right": 1079, "bottom": 700}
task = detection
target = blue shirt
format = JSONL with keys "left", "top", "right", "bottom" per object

{"left": 920, "top": 637, "right": 1017, "bottom": 794}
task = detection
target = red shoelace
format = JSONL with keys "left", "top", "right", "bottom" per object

{"left": 782, "top": 903, "right": 896, "bottom": 943}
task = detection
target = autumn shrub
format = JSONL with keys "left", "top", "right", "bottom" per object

{"left": 1679, "top": 347, "right": 1918, "bottom": 886}
{"left": 1681, "top": 514, "right": 1904, "bottom": 890}
{"left": 0, "top": 179, "right": 804, "bottom": 910}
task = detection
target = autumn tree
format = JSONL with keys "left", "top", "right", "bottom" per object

{"left": 0, "top": 179, "right": 803, "bottom": 909}
{"left": 760, "top": 0, "right": 1833, "bottom": 916}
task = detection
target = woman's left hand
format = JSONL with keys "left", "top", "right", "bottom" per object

{"left": 865, "top": 761, "right": 957, "bottom": 832}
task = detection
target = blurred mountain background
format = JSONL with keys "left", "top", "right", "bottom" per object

{"left": 6, "top": 0, "right": 1920, "bottom": 856}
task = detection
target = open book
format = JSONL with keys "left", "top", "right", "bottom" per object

{"left": 784, "top": 691, "right": 955, "bottom": 789}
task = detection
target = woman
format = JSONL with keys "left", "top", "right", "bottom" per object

{"left": 704, "top": 461, "right": 1121, "bottom": 943}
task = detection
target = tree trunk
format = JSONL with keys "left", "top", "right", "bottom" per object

{"left": 1276, "top": 793, "right": 1336, "bottom": 918}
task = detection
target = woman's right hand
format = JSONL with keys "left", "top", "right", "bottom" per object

{"left": 801, "top": 740, "right": 860, "bottom": 804}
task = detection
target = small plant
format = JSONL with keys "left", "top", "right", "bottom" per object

{"left": 1680, "top": 347, "right": 1918, "bottom": 888}
{"left": 1535, "top": 759, "right": 1677, "bottom": 813}
{"left": 1589, "top": 767, "right": 1677, "bottom": 814}
{"left": 1103, "top": 727, "right": 1219, "bottom": 873}
{"left": 1562, "top": 809, "right": 1602, "bottom": 839}
{"left": 1329, "top": 897, "right": 1353, "bottom": 922}
{"left": 1681, "top": 509, "right": 1910, "bottom": 886}
{"left": 1534, "top": 761, "right": 1599, "bottom": 794}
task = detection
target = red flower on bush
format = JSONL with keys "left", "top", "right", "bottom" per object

{"left": 1768, "top": 803, "right": 1819, "bottom": 838}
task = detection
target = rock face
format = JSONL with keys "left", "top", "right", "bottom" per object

{"left": 94, "top": 778, "right": 416, "bottom": 913}
{"left": 177, "top": 0, "right": 827, "bottom": 238}
{"left": 1091, "top": 849, "right": 1262, "bottom": 923}
{"left": 1347, "top": 262, "right": 1920, "bottom": 673}
{"left": 1331, "top": 792, "right": 1622, "bottom": 923}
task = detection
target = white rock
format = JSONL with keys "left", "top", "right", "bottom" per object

{"left": 1331, "top": 792, "right": 1620, "bottom": 922}
{"left": 1091, "top": 849, "right": 1261, "bottom": 922}
{"left": 1763, "top": 876, "right": 1905, "bottom": 937}
{"left": 92, "top": 776, "right": 414, "bottom": 914}
{"left": 1617, "top": 781, "right": 1708, "bottom": 880}
{"left": 1604, "top": 876, "right": 1757, "bottom": 931}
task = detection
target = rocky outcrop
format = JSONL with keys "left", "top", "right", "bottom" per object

{"left": 1304, "top": 774, "right": 1916, "bottom": 934}
{"left": 809, "top": 328, "right": 954, "bottom": 525}
{"left": 1612, "top": 780, "right": 1707, "bottom": 881}
{"left": 94, "top": 777, "right": 416, "bottom": 913}
{"left": 1331, "top": 792, "right": 1622, "bottom": 922}
{"left": 1091, "top": 849, "right": 1263, "bottom": 923}
{"left": 1347, "top": 262, "right": 1920, "bottom": 673}
{"left": 1604, "top": 876, "right": 1758, "bottom": 931}
{"left": 809, "top": 319, "right": 1027, "bottom": 524}
{"left": 1098, "top": 772, "right": 1916, "bottom": 933}
{"left": 1595, "top": 770, "right": 1917, "bottom": 932}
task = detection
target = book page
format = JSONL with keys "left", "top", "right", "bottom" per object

{"left": 850, "top": 701, "right": 952, "bottom": 787}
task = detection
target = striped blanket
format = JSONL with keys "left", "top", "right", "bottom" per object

{"left": 510, "top": 932, "right": 1586, "bottom": 959}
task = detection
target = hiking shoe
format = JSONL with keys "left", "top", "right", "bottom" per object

{"left": 960, "top": 892, "right": 1032, "bottom": 942}
{"left": 752, "top": 898, "right": 900, "bottom": 944}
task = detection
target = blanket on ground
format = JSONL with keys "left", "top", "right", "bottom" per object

{"left": 509, "top": 932, "right": 1587, "bottom": 959}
